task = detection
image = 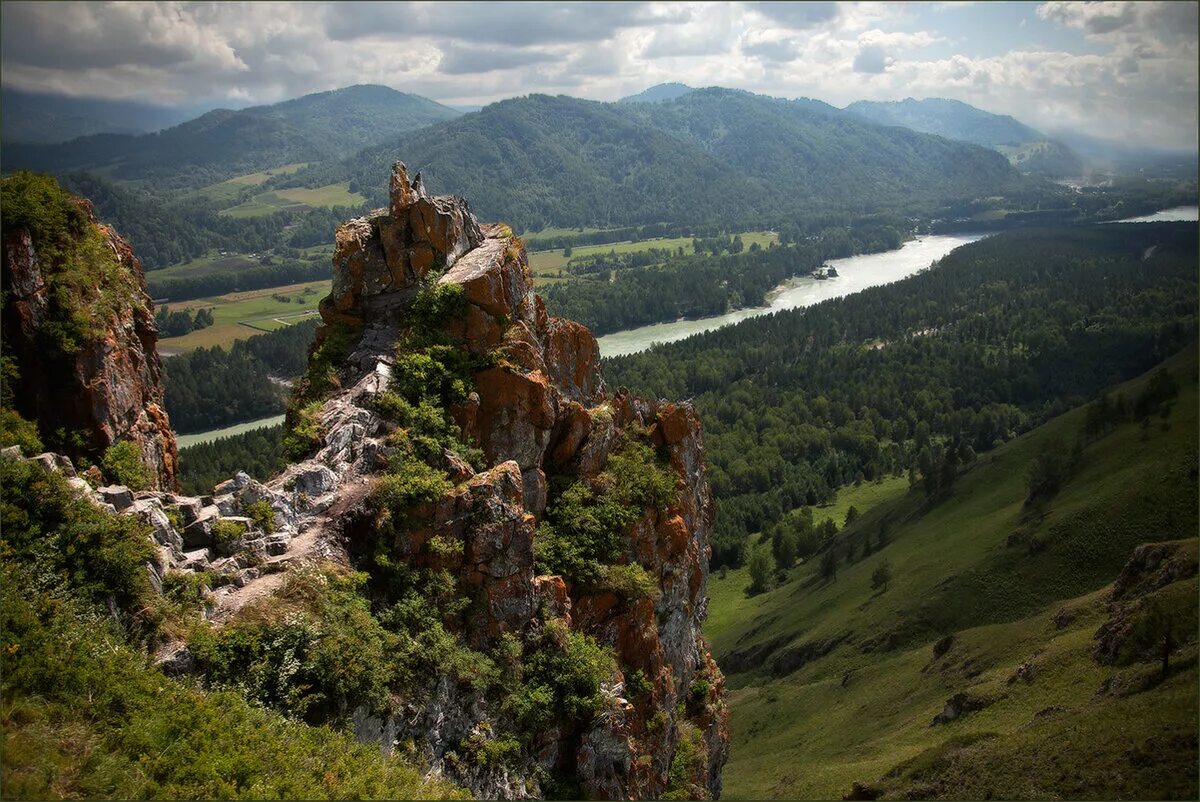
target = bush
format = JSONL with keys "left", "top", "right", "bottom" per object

{"left": 102, "top": 440, "right": 153, "bottom": 491}
{"left": 369, "top": 460, "right": 453, "bottom": 533}
{"left": 598, "top": 563, "right": 661, "bottom": 601}
{"left": 625, "top": 667, "right": 652, "bottom": 698}
{"left": 871, "top": 559, "right": 893, "bottom": 592}
{"left": 535, "top": 435, "right": 675, "bottom": 585}
{"left": 1, "top": 455, "right": 153, "bottom": 616}
{"left": 211, "top": 519, "right": 248, "bottom": 546}
{"left": 282, "top": 401, "right": 325, "bottom": 460}
{"left": 409, "top": 281, "right": 467, "bottom": 329}
{"left": 507, "top": 618, "right": 616, "bottom": 731}
{"left": 663, "top": 721, "right": 706, "bottom": 800}
{"left": 243, "top": 498, "right": 276, "bottom": 535}
{"left": 747, "top": 541, "right": 776, "bottom": 595}
{"left": 189, "top": 568, "right": 393, "bottom": 721}
{"left": 0, "top": 564, "right": 463, "bottom": 800}
{"left": 0, "top": 408, "right": 43, "bottom": 455}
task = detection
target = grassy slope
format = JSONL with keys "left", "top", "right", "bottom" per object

{"left": 708, "top": 349, "right": 1199, "bottom": 799}
{"left": 219, "top": 183, "right": 365, "bottom": 219}
{"left": 528, "top": 230, "right": 779, "bottom": 283}
{"left": 157, "top": 280, "right": 329, "bottom": 351}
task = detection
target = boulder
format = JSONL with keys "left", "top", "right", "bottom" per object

{"left": 98, "top": 485, "right": 135, "bottom": 511}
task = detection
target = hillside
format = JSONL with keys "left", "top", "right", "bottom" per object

{"left": 290, "top": 89, "right": 1019, "bottom": 231}
{"left": 705, "top": 348, "right": 1198, "bottom": 798}
{"left": 604, "top": 223, "right": 1200, "bottom": 568}
{"left": 2, "top": 85, "right": 459, "bottom": 187}
{"left": 619, "top": 82, "right": 696, "bottom": 103}
{"left": 846, "top": 97, "right": 1083, "bottom": 177}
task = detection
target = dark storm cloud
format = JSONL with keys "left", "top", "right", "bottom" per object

{"left": 438, "top": 43, "right": 564, "bottom": 75}
{"left": 323, "top": 2, "right": 682, "bottom": 47}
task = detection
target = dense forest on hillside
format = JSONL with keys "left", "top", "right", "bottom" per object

{"left": 604, "top": 223, "right": 1199, "bottom": 567}
{"left": 162, "top": 321, "right": 316, "bottom": 432}
{"left": 281, "top": 90, "right": 1020, "bottom": 231}
{"left": 178, "top": 425, "right": 285, "bottom": 494}
{"left": 542, "top": 221, "right": 905, "bottom": 334}
{"left": 59, "top": 172, "right": 358, "bottom": 273}
{"left": 4, "top": 86, "right": 459, "bottom": 189}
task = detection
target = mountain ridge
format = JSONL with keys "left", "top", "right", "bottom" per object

{"left": 286, "top": 88, "right": 1018, "bottom": 231}
{"left": 2, "top": 85, "right": 460, "bottom": 186}
{"left": 845, "top": 96, "right": 1084, "bottom": 177}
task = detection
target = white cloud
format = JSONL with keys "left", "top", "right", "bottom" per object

{"left": 0, "top": 1, "right": 1194, "bottom": 149}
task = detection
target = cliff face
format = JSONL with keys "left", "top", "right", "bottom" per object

{"left": 307, "top": 163, "right": 730, "bottom": 798}
{"left": 1, "top": 187, "right": 177, "bottom": 490}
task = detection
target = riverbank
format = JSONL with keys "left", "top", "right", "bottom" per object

{"left": 596, "top": 232, "right": 989, "bottom": 358}
{"left": 176, "top": 414, "right": 284, "bottom": 449}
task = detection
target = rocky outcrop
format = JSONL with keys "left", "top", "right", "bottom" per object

{"left": 1, "top": 192, "right": 177, "bottom": 490}
{"left": 1092, "top": 540, "right": 1198, "bottom": 666}
{"left": 13, "top": 163, "right": 729, "bottom": 799}
{"left": 299, "top": 163, "right": 728, "bottom": 799}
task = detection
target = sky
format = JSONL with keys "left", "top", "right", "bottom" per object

{"left": 1, "top": 1, "right": 1196, "bottom": 150}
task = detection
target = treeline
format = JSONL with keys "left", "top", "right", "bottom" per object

{"left": 163, "top": 320, "right": 317, "bottom": 433}
{"left": 177, "top": 425, "right": 285, "bottom": 495}
{"left": 155, "top": 305, "right": 214, "bottom": 337}
{"left": 59, "top": 172, "right": 358, "bottom": 271}
{"left": 603, "top": 223, "right": 1199, "bottom": 567}
{"left": 541, "top": 225, "right": 904, "bottom": 336}
{"left": 526, "top": 221, "right": 732, "bottom": 252}
{"left": 147, "top": 257, "right": 330, "bottom": 302}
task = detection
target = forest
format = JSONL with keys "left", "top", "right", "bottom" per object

{"left": 603, "top": 223, "right": 1199, "bottom": 567}
{"left": 542, "top": 220, "right": 905, "bottom": 334}
{"left": 162, "top": 320, "right": 316, "bottom": 433}
{"left": 177, "top": 424, "right": 285, "bottom": 495}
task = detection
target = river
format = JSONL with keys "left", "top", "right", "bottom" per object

{"left": 176, "top": 414, "right": 284, "bottom": 449}
{"left": 1109, "top": 205, "right": 1199, "bottom": 224}
{"left": 177, "top": 205, "right": 1199, "bottom": 445}
{"left": 595, "top": 232, "right": 989, "bottom": 358}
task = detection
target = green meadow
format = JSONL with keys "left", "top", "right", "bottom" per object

{"left": 708, "top": 349, "right": 1200, "bottom": 800}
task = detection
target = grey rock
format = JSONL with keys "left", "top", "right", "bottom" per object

{"left": 155, "top": 644, "right": 195, "bottom": 676}
{"left": 98, "top": 485, "right": 135, "bottom": 511}
{"left": 131, "top": 499, "right": 184, "bottom": 558}
{"left": 171, "top": 496, "right": 204, "bottom": 524}
{"left": 182, "top": 505, "right": 221, "bottom": 548}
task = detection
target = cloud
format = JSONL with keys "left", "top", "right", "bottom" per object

{"left": 741, "top": 31, "right": 801, "bottom": 63}
{"left": 853, "top": 44, "right": 893, "bottom": 73}
{"left": 438, "top": 43, "right": 563, "bottom": 75}
{"left": 0, "top": 1, "right": 1194, "bottom": 149}
{"left": 322, "top": 1, "right": 677, "bottom": 47}
{"left": 748, "top": 2, "right": 839, "bottom": 29}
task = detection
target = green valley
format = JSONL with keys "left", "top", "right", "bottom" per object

{"left": 707, "top": 350, "right": 1198, "bottom": 799}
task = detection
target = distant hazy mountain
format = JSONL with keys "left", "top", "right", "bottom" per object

{"left": 619, "top": 83, "right": 696, "bottom": 104}
{"left": 3, "top": 85, "right": 460, "bottom": 185}
{"left": 846, "top": 97, "right": 1083, "bottom": 177}
{"left": 1048, "top": 128, "right": 1199, "bottom": 178}
{"left": 0, "top": 87, "right": 203, "bottom": 145}
{"left": 289, "top": 88, "right": 1017, "bottom": 231}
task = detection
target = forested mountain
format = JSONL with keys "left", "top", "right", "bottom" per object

{"left": 845, "top": 97, "right": 1084, "bottom": 177}
{"left": 618, "top": 82, "right": 695, "bottom": 103}
{"left": 604, "top": 223, "right": 1198, "bottom": 567}
{"left": 0, "top": 86, "right": 201, "bottom": 144}
{"left": 287, "top": 88, "right": 1019, "bottom": 231}
{"left": 2, "top": 85, "right": 459, "bottom": 187}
